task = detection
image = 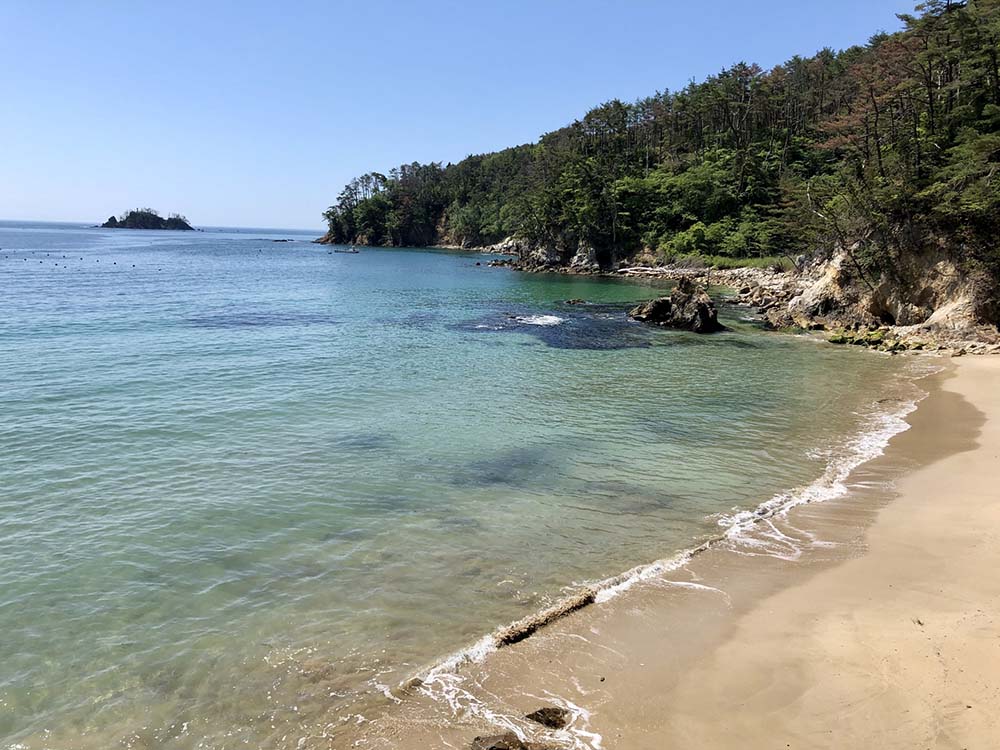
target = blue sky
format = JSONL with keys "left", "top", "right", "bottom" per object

{"left": 1, "top": 1, "right": 911, "bottom": 229}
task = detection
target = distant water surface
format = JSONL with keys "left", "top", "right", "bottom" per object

{"left": 0, "top": 221, "right": 912, "bottom": 748}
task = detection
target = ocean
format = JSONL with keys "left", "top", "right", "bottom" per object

{"left": 0, "top": 221, "right": 921, "bottom": 748}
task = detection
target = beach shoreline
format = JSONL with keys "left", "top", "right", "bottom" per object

{"left": 350, "top": 355, "right": 1000, "bottom": 749}
{"left": 638, "top": 354, "right": 1000, "bottom": 748}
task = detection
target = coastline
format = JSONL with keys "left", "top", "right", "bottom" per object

{"left": 313, "top": 235, "right": 1000, "bottom": 355}
{"left": 345, "top": 355, "right": 1000, "bottom": 749}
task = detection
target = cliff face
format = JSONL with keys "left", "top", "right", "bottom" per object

{"left": 758, "top": 247, "right": 999, "bottom": 347}
{"left": 477, "top": 237, "right": 609, "bottom": 271}
{"left": 764, "top": 247, "right": 995, "bottom": 331}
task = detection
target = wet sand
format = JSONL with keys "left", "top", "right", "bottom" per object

{"left": 351, "top": 356, "right": 1000, "bottom": 749}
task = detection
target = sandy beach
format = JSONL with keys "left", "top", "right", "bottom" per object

{"left": 355, "top": 356, "right": 1000, "bottom": 749}
{"left": 644, "top": 355, "right": 1000, "bottom": 748}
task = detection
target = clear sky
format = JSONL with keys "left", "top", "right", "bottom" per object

{"left": 1, "top": 1, "right": 912, "bottom": 230}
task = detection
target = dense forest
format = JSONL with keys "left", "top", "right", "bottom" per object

{"left": 102, "top": 209, "right": 193, "bottom": 230}
{"left": 321, "top": 1, "right": 999, "bottom": 280}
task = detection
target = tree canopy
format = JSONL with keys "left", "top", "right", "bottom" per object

{"left": 323, "top": 1, "right": 999, "bottom": 278}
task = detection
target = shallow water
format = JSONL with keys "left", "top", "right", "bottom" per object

{"left": 0, "top": 221, "right": 912, "bottom": 748}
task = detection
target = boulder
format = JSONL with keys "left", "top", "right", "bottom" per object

{"left": 525, "top": 706, "right": 572, "bottom": 729}
{"left": 471, "top": 733, "right": 527, "bottom": 750}
{"left": 470, "top": 733, "right": 558, "bottom": 750}
{"left": 629, "top": 278, "right": 725, "bottom": 333}
{"left": 486, "top": 236, "right": 530, "bottom": 256}
{"left": 517, "top": 243, "right": 566, "bottom": 269}
{"left": 568, "top": 241, "right": 600, "bottom": 272}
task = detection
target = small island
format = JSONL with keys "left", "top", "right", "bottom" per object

{"left": 102, "top": 208, "right": 193, "bottom": 231}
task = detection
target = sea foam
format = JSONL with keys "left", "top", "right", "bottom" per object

{"left": 515, "top": 314, "right": 565, "bottom": 326}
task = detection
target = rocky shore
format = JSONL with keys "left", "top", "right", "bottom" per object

{"left": 314, "top": 231, "right": 999, "bottom": 354}
{"left": 711, "top": 252, "right": 998, "bottom": 356}
{"left": 481, "top": 237, "right": 1000, "bottom": 355}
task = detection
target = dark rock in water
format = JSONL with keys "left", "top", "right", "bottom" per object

{"left": 470, "top": 733, "right": 559, "bottom": 750}
{"left": 453, "top": 445, "right": 556, "bottom": 488}
{"left": 495, "top": 588, "right": 596, "bottom": 646}
{"left": 471, "top": 733, "right": 527, "bottom": 750}
{"left": 565, "top": 298, "right": 586, "bottom": 305}
{"left": 628, "top": 277, "right": 725, "bottom": 333}
{"left": 525, "top": 706, "right": 572, "bottom": 729}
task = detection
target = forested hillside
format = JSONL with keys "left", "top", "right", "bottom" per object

{"left": 321, "top": 1, "right": 999, "bottom": 284}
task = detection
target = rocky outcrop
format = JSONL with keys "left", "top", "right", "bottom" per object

{"left": 481, "top": 236, "right": 531, "bottom": 256}
{"left": 471, "top": 733, "right": 527, "bottom": 750}
{"left": 568, "top": 242, "right": 601, "bottom": 272}
{"left": 520, "top": 244, "right": 567, "bottom": 269}
{"left": 470, "top": 732, "right": 558, "bottom": 750}
{"left": 629, "top": 278, "right": 725, "bottom": 333}
{"left": 479, "top": 236, "right": 602, "bottom": 271}
{"left": 525, "top": 707, "right": 572, "bottom": 730}
{"left": 770, "top": 248, "right": 994, "bottom": 328}
{"left": 314, "top": 226, "right": 999, "bottom": 351}
{"left": 730, "top": 246, "right": 1000, "bottom": 353}
{"left": 616, "top": 248, "right": 999, "bottom": 352}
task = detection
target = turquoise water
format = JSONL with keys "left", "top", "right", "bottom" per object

{"left": 0, "top": 221, "right": 908, "bottom": 748}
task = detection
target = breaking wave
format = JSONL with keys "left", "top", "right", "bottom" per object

{"left": 514, "top": 314, "right": 565, "bottom": 326}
